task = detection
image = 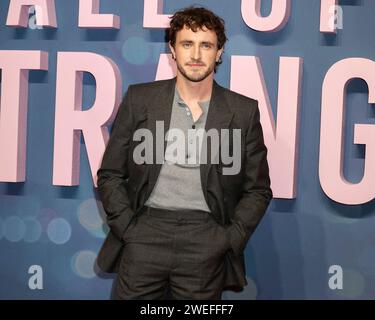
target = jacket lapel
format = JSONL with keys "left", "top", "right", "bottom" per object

{"left": 146, "top": 77, "right": 176, "bottom": 196}
{"left": 200, "top": 81, "right": 234, "bottom": 197}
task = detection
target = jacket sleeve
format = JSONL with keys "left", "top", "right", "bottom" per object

{"left": 96, "top": 85, "right": 136, "bottom": 241}
{"left": 227, "top": 101, "right": 273, "bottom": 255}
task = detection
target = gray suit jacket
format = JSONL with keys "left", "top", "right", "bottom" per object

{"left": 96, "top": 77, "right": 273, "bottom": 292}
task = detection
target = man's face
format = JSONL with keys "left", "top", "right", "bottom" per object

{"left": 169, "top": 25, "right": 223, "bottom": 83}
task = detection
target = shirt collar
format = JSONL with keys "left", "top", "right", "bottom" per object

{"left": 175, "top": 88, "right": 210, "bottom": 111}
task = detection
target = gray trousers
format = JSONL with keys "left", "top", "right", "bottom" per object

{"left": 113, "top": 206, "right": 231, "bottom": 300}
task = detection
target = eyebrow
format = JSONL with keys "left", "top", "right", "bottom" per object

{"left": 179, "top": 40, "right": 215, "bottom": 46}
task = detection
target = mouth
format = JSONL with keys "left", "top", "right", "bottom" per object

{"left": 187, "top": 63, "right": 205, "bottom": 67}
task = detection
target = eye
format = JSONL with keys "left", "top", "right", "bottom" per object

{"left": 182, "top": 43, "right": 192, "bottom": 48}
{"left": 201, "top": 43, "right": 212, "bottom": 49}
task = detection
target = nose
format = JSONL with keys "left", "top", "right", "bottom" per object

{"left": 192, "top": 44, "right": 201, "bottom": 61}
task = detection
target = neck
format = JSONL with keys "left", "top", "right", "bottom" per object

{"left": 176, "top": 73, "right": 214, "bottom": 102}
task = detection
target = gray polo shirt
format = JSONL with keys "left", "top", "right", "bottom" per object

{"left": 145, "top": 89, "right": 211, "bottom": 212}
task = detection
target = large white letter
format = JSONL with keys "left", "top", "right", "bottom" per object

{"left": 231, "top": 56, "right": 303, "bottom": 198}
{"left": 320, "top": 0, "right": 339, "bottom": 33}
{"left": 78, "top": 0, "right": 120, "bottom": 29}
{"left": 53, "top": 52, "right": 122, "bottom": 187}
{"left": 241, "top": 0, "right": 291, "bottom": 32}
{"left": 155, "top": 53, "right": 176, "bottom": 80}
{"left": 320, "top": 58, "right": 375, "bottom": 204}
{"left": 6, "top": 0, "right": 57, "bottom": 27}
{"left": 0, "top": 50, "right": 48, "bottom": 182}
{"left": 143, "top": 0, "right": 171, "bottom": 28}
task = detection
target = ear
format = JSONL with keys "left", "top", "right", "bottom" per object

{"left": 216, "top": 47, "right": 224, "bottom": 62}
{"left": 169, "top": 42, "right": 176, "bottom": 60}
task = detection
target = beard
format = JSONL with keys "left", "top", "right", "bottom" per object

{"left": 176, "top": 60, "right": 216, "bottom": 82}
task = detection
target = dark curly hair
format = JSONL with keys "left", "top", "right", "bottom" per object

{"left": 169, "top": 6, "right": 227, "bottom": 71}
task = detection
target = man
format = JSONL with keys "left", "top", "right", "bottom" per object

{"left": 96, "top": 6, "right": 272, "bottom": 300}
